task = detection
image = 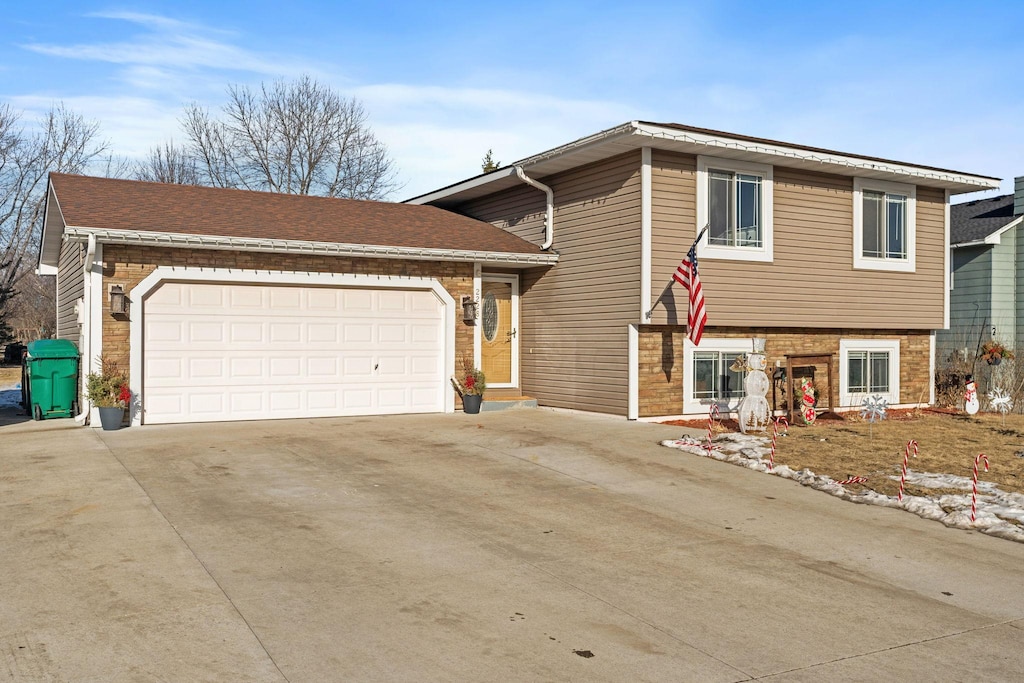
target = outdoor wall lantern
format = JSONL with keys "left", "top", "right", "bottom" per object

{"left": 109, "top": 284, "right": 129, "bottom": 318}
{"left": 461, "top": 295, "right": 478, "bottom": 324}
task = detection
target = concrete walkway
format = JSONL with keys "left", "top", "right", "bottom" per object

{"left": 2, "top": 407, "right": 1023, "bottom": 681}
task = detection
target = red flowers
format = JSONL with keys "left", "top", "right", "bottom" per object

{"left": 119, "top": 384, "right": 132, "bottom": 406}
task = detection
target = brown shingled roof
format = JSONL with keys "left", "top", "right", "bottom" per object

{"left": 49, "top": 173, "right": 543, "bottom": 255}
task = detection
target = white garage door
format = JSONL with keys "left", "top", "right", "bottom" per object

{"left": 143, "top": 282, "right": 446, "bottom": 424}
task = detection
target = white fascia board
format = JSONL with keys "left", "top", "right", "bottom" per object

{"left": 38, "top": 183, "right": 66, "bottom": 269}
{"left": 631, "top": 123, "right": 999, "bottom": 193}
{"left": 405, "top": 166, "right": 518, "bottom": 205}
{"left": 62, "top": 226, "right": 559, "bottom": 266}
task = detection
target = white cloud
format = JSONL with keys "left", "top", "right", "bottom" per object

{"left": 9, "top": 94, "right": 181, "bottom": 159}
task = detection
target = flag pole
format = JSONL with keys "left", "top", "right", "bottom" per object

{"left": 644, "top": 224, "right": 710, "bottom": 320}
{"left": 692, "top": 224, "right": 709, "bottom": 251}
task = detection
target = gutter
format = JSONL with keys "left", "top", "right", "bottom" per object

{"left": 61, "top": 227, "right": 559, "bottom": 266}
{"left": 74, "top": 233, "right": 96, "bottom": 425}
{"left": 514, "top": 167, "right": 554, "bottom": 250}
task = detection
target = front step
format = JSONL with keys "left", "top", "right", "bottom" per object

{"left": 479, "top": 396, "right": 538, "bottom": 412}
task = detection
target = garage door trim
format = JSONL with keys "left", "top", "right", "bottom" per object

{"left": 128, "top": 267, "right": 457, "bottom": 426}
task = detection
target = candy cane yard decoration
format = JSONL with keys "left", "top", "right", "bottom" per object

{"left": 898, "top": 440, "right": 919, "bottom": 502}
{"left": 768, "top": 416, "right": 789, "bottom": 472}
{"left": 706, "top": 403, "right": 722, "bottom": 454}
{"left": 971, "top": 453, "right": 990, "bottom": 523}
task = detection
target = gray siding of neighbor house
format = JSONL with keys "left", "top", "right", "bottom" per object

{"left": 937, "top": 245, "right": 992, "bottom": 360}
{"left": 991, "top": 226, "right": 1017, "bottom": 349}
{"left": 647, "top": 149, "right": 948, "bottom": 329}
{"left": 457, "top": 152, "right": 642, "bottom": 415}
{"left": 56, "top": 237, "right": 84, "bottom": 342}
{"left": 1016, "top": 225, "right": 1024, "bottom": 352}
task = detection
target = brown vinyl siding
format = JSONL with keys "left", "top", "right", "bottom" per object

{"left": 649, "top": 150, "right": 947, "bottom": 329}
{"left": 56, "top": 238, "right": 84, "bottom": 342}
{"left": 459, "top": 152, "right": 643, "bottom": 415}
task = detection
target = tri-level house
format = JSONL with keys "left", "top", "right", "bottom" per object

{"left": 407, "top": 121, "right": 999, "bottom": 419}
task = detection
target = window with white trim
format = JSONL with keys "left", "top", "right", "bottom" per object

{"left": 839, "top": 339, "right": 900, "bottom": 407}
{"left": 853, "top": 178, "right": 916, "bottom": 272}
{"left": 697, "top": 156, "right": 773, "bottom": 262}
{"left": 683, "top": 338, "right": 752, "bottom": 414}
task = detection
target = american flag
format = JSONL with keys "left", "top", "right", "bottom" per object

{"left": 672, "top": 240, "right": 707, "bottom": 346}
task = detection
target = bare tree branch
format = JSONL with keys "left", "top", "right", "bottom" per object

{"left": 183, "top": 75, "right": 400, "bottom": 199}
{"left": 0, "top": 103, "right": 107, "bottom": 343}
{"left": 133, "top": 140, "right": 199, "bottom": 185}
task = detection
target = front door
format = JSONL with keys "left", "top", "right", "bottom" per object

{"left": 480, "top": 276, "right": 517, "bottom": 387}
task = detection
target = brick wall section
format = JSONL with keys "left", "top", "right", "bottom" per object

{"left": 638, "top": 326, "right": 932, "bottom": 417}
{"left": 100, "top": 245, "right": 475, "bottom": 403}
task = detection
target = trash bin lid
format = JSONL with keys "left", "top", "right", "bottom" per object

{"left": 26, "top": 339, "right": 80, "bottom": 359}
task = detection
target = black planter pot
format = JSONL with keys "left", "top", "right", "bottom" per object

{"left": 98, "top": 406, "right": 124, "bottom": 430}
{"left": 462, "top": 394, "right": 483, "bottom": 414}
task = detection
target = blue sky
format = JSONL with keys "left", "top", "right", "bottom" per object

{"left": 3, "top": 1, "right": 1023, "bottom": 199}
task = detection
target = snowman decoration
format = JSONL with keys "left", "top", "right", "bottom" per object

{"left": 964, "top": 375, "right": 980, "bottom": 415}
{"left": 737, "top": 338, "right": 771, "bottom": 434}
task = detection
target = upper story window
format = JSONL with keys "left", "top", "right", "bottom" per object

{"left": 697, "top": 156, "right": 773, "bottom": 262}
{"left": 853, "top": 178, "right": 916, "bottom": 272}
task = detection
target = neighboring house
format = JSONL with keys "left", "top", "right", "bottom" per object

{"left": 407, "top": 121, "right": 999, "bottom": 419}
{"left": 937, "top": 176, "right": 1024, "bottom": 365}
{"left": 38, "top": 174, "right": 556, "bottom": 426}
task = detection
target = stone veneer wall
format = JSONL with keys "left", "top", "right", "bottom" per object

{"left": 638, "top": 326, "right": 932, "bottom": 418}
{"left": 99, "top": 245, "right": 475, "bottom": 403}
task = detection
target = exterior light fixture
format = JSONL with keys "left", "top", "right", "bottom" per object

{"left": 461, "top": 295, "right": 478, "bottom": 323}
{"left": 109, "top": 284, "right": 129, "bottom": 318}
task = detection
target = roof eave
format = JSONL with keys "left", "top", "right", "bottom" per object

{"left": 407, "top": 120, "right": 1000, "bottom": 206}
{"left": 62, "top": 227, "right": 559, "bottom": 266}
{"left": 951, "top": 215, "right": 1024, "bottom": 248}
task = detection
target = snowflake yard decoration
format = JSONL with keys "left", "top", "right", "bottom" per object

{"left": 988, "top": 387, "right": 1013, "bottom": 425}
{"left": 860, "top": 395, "right": 889, "bottom": 422}
{"left": 860, "top": 394, "right": 889, "bottom": 438}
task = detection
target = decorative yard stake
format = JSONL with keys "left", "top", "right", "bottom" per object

{"left": 834, "top": 475, "right": 868, "bottom": 485}
{"left": 987, "top": 387, "right": 1013, "bottom": 426}
{"left": 971, "top": 453, "right": 990, "bottom": 523}
{"left": 898, "top": 439, "right": 919, "bottom": 502}
{"left": 706, "top": 403, "right": 722, "bottom": 454}
{"left": 768, "top": 416, "right": 789, "bottom": 472}
{"left": 860, "top": 395, "right": 889, "bottom": 438}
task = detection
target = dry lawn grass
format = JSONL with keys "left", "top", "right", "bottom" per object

{"left": 0, "top": 366, "right": 21, "bottom": 385}
{"left": 667, "top": 409, "right": 1024, "bottom": 498}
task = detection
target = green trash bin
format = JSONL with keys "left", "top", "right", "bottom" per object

{"left": 25, "top": 339, "right": 80, "bottom": 420}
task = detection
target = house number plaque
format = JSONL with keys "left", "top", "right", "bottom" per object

{"left": 482, "top": 293, "right": 498, "bottom": 341}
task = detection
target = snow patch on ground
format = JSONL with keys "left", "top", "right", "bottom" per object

{"left": 0, "top": 384, "right": 22, "bottom": 410}
{"left": 662, "top": 433, "right": 1024, "bottom": 544}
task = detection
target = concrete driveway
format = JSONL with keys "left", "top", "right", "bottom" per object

{"left": 3, "top": 408, "right": 1024, "bottom": 681}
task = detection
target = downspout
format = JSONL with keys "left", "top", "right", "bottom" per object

{"left": 74, "top": 233, "right": 96, "bottom": 424}
{"left": 514, "top": 166, "right": 554, "bottom": 250}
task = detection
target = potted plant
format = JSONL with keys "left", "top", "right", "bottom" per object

{"left": 85, "top": 356, "right": 132, "bottom": 430}
{"left": 979, "top": 340, "right": 1014, "bottom": 366}
{"left": 451, "top": 355, "right": 486, "bottom": 414}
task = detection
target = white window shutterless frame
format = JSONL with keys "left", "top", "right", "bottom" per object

{"left": 696, "top": 155, "right": 774, "bottom": 263}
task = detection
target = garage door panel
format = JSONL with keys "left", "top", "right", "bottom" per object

{"left": 144, "top": 282, "right": 445, "bottom": 424}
